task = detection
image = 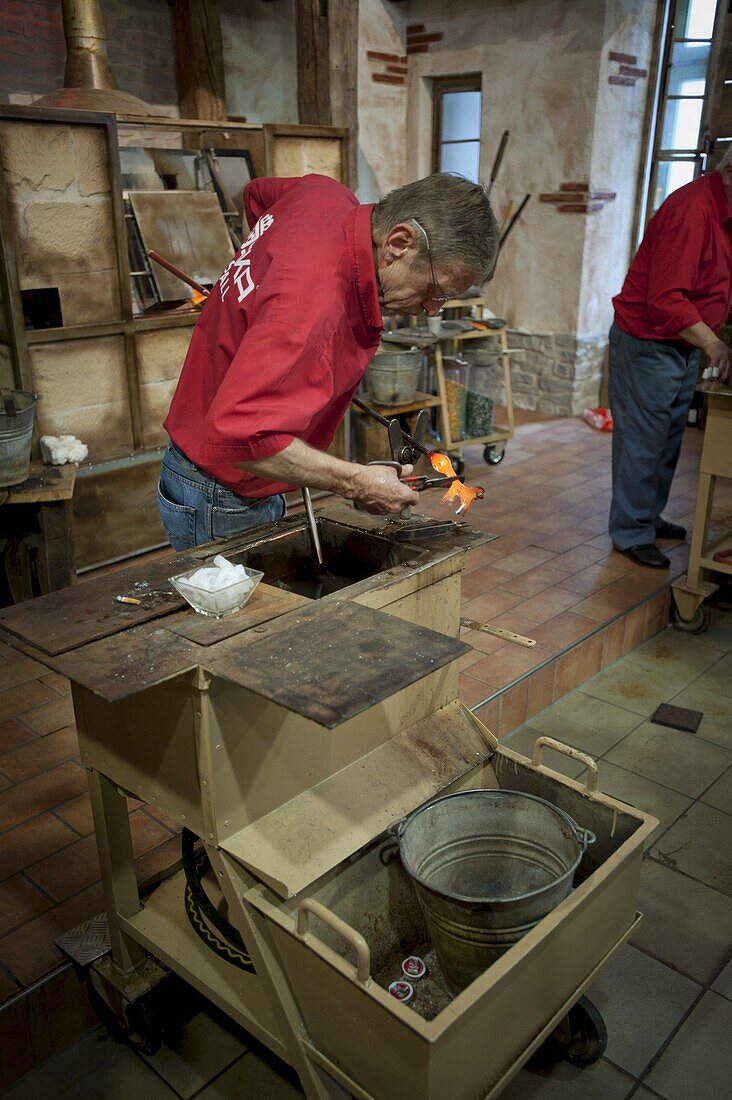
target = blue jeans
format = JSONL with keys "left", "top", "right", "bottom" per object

{"left": 157, "top": 442, "right": 286, "bottom": 550}
{"left": 608, "top": 322, "right": 699, "bottom": 550}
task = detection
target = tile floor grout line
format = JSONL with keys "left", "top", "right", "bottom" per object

{"left": 184, "top": 1049, "right": 250, "bottom": 1100}
{"left": 629, "top": 984, "right": 708, "bottom": 1096}
{"left": 643, "top": 851, "right": 732, "bottom": 900}
{"left": 48, "top": 806, "right": 87, "bottom": 840}
{"left": 593, "top": 743, "right": 732, "bottom": 806}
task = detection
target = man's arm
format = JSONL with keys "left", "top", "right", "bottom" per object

{"left": 677, "top": 321, "right": 731, "bottom": 381}
{"left": 237, "top": 438, "right": 419, "bottom": 515}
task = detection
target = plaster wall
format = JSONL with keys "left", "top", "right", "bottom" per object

{"left": 357, "top": 0, "right": 409, "bottom": 202}
{"left": 405, "top": 0, "right": 608, "bottom": 333}
{"left": 578, "top": 0, "right": 657, "bottom": 336}
{"left": 220, "top": 0, "right": 299, "bottom": 125}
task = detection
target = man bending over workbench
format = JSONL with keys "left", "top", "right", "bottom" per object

{"left": 158, "top": 173, "right": 498, "bottom": 549}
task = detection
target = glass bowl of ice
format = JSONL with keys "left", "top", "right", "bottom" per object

{"left": 170, "top": 554, "right": 264, "bottom": 618}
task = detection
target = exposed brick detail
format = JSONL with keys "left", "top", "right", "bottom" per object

{"left": 407, "top": 43, "right": 430, "bottom": 55}
{"left": 619, "top": 65, "right": 648, "bottom": 78}
{"left": 543, "top": 190, "right": 617, "bottom": 204}
{"left": 373, "top": 73, "right": 406, "bottom": 86}
{"left": 386, "top": 65, "right": 408, "bottom": 76}
{"left": 366, "top": 50, "right": 403, "bottom": 63}
{"left": 540, "top": 193, "right": 588, "bottom": 203}
{"left": 609, "top": 74, "right": 636, "bottom": 86}
{"left": 609, "top": 50, "right": 638, "bottom": 64}
{"left": 405, "top": 32, "right": 444, "bottom": 45}
{"left": 558, "top": 202, "right": 604, "bottom": 213}
{"left": 543, "top": 181, "right": 616, "bottom": 214}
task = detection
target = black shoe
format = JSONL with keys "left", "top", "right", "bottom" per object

{"left": 655, "top": 520, "right": 687, "bottom": 540}
{"left": 619, "top": 544, "right": 670, "bottom": 568}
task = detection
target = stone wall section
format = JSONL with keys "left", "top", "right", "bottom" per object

{"left": 0, "top": 120, "right": 120, "bottom": 328}
{"left": 465, "top": 332, "right": 606, "bottom": 416}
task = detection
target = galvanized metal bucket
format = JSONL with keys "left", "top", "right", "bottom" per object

{"left": 396, "top": 789, "right": 595, "bottom": 994}
{"left": 0, "top": 390, "right": 37, "bottom": 488}
{"left": 365, "top": 349, "right": 422, "bottom": 405}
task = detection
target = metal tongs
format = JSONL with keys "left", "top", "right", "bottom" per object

{"left": 401, "top": 473, "right": 461, "bottom": 492}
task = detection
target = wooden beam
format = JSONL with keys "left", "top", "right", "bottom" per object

{"left": 296, "top": 1, "right": 359, "bottom": 188}
{"left": 172, "top": 0, "right": 227, "bottom": 121}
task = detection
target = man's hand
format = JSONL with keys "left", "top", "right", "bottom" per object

{"left": 351, "top": 463, "right": 420, "bottom": 515}
{"left": 702, "top": 336, "right": 731, "bottom": 382}
{"left": 237, "top": 437, "right": 421, "bottom": 511}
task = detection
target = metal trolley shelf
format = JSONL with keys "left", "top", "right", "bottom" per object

{"left": 432, "top": 297, "right": 518, "bottom": 466}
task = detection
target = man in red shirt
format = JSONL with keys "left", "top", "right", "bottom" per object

{"left": 609, "top": 153, "right": 732, "bottom": 567}
{"left": 159, "top": 173, "right": 498, "bottom": 549}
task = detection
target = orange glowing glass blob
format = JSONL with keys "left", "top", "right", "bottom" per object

{"left": 428, "top": 452, "right": 485, "bottom": 515}
{"left": 191, "top": 289, "right": 208, "bottom": 307}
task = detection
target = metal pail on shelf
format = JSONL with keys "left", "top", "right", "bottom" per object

{"left": 0, "top": 390, "right": 37, "bottom": 487}
{"left": 396, "top": 788, "right": 595, "bottom": 993}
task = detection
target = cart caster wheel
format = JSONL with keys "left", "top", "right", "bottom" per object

{"left": 671, "top": 601, "right": 711, "bottom": 635}
{"left": 87, "top": 978, "right": 164, "bottom": 1056}
{"left": 448, "top": 453, "right": 465, "bottom": 476}
{"left": 484, "top": 445, "right": 505, "bottom": 465}
{"left": 550, "top": 996, "right": 607, "bottom": 1068}
{"left": 125, "top": 997, "right": 165, "bottom": 1055}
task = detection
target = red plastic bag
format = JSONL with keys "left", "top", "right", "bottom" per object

{"left": 583, "top": 407, "right": 613, "bottom": 432}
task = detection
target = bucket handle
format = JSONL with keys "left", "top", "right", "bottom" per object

{"left": 531, "top": 736, "right": 599, "bottom": 793}
{"left": 296, "top": 899, "right": 371, "bottom": 984}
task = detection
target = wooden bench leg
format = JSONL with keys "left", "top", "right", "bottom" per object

{"left": 37, "top": 499, "right": 76, "bottom": 592}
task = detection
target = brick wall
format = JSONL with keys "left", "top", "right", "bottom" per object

{"left": 0, "top": 0, "right": 178, "bottom": 107}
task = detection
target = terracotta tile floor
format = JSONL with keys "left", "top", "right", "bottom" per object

{"left": 0, "top": 413, "right": 730, "bottom": 1011}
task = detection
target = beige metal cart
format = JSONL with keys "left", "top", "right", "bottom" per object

{"left": 672, "top": 385, "right": 732, "bottom": 633}
{"left": 0, "top": 503, "right": 655, "bottom": 1099}
{"left": 432, "top": 298, "right": 516, "bottom": 468}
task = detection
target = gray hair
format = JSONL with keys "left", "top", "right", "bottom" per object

{"left": 373, "top": 173, "right": 499, "bottom": 284}
{"left": 716, "top": 145, "right": 732, "bottom": 170}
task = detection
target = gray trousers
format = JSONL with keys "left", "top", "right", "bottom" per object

{"left": 608, "top": 322, "right": 699, "bottom": 550}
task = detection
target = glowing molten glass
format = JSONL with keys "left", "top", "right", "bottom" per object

{"left": 429, "top": 453, "right": 485, "bottom": 515}
{"left": 191, "top": 289, "right": 208, "bottom": 307}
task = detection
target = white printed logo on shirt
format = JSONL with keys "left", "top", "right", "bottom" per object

{"left": 219, "top": 213, "right": 274, "bottom": 303}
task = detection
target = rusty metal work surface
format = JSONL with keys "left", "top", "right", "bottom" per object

{"left": 53, "top": 619, "right": 203, "bottom": 700}
{"left": 0, "top": 553, "right": 198, "bottom": 656}
{"left": 206, "top": 600, "right": 470, "bottom": 728}
{"left": 164, "top": 583, "right": 308, "bottom": 646}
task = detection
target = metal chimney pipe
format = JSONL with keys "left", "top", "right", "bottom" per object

{"left": 35, "top": 0, "right": 156, "bottom": 115}
{"left": 61, "top": 0, "right": 118, "bottom": 91}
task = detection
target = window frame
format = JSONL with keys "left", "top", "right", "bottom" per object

{"left": 431, "top": 74, "right": 483, "bottom": 178}
{"left": 639, "top": 0, "right": 728, "bottom": 234}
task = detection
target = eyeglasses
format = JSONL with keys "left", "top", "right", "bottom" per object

{"left": 412, "top": 220, "right": 451, "bottom": 304}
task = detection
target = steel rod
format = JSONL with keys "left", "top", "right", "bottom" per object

{"left": 487, "top": 129, "right": 509, "bottom": 198}
{"left": 301, "top": 487, "right": 325, "bottom": 567}
{"left": 147, "top": 250, "right": 210, "bottom": 296}
{"left": 498, "top": 194, "right": 531, "bottom": 253}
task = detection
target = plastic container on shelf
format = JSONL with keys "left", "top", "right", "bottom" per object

{"left": 442, "top": 357, "right": 472, "bottom": 440}
{"left": 465, "top": 391, "right": 494, "bottom": 438}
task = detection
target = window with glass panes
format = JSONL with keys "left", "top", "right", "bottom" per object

{"left": 645, "top": 0, "right": 723, "bottom": 222}
{"left": 432, "top": 76, "right": 482, "bottom": 183}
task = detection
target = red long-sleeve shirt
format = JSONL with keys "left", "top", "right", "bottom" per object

{"left": 613, "top": 171, "right": 732, "bottom": 341}
{"left": 164, "top": 175, "right": 382, "bottom": 497}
